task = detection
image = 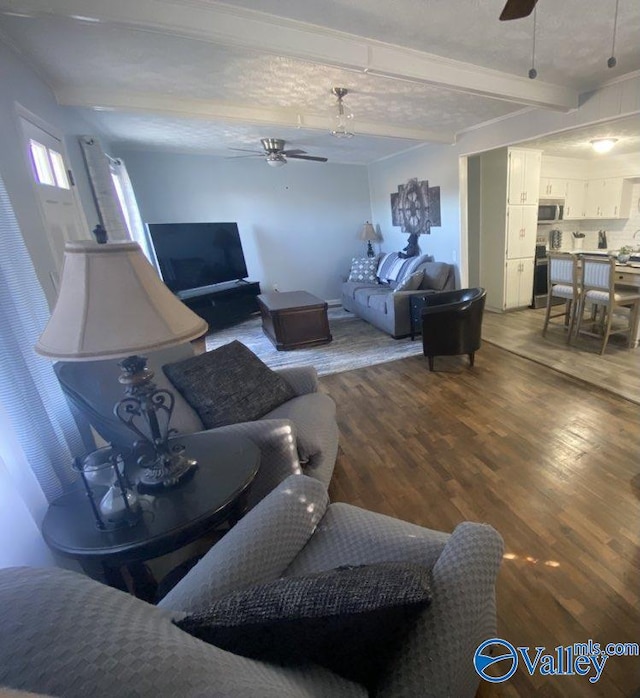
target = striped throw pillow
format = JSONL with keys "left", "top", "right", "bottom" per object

{"left": 377, "top": 253, "right": 433, "bottom": 286}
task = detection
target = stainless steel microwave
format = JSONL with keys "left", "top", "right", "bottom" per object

{"left": 538, "top": 203, "right": 563, "bottom": 222}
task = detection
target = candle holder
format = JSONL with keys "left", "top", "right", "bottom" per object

{"left": 74, "top": 446, "right": 141, "bottom": 530}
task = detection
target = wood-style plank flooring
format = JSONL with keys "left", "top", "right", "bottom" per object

{"left": 321, "top": 344, "right": 640, "bottom": 697}
{"left": 482, "top": 307, "right": 640, "bottom": 405}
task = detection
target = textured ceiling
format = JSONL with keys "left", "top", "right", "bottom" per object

{"left": 219, "top": 0, "right": 640, "bottom": 91}
{"left": 518, "top": 115, "right": 640, "bottom": 158}
{"left": 0, "top": 0, "right": 639, "bottom": 163}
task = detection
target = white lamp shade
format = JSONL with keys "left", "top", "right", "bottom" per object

{"left": 358, "top": 222, "right": 378, "bottom": 241}
{"left": 35, "top": 241, "right": 208, "bottom": 361}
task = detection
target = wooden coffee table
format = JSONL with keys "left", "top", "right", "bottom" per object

{"left": 258, "top": 291, "right": 332, "bottom": 351}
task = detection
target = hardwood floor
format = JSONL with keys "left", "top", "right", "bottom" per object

{"left": 321, "top": 344, "right": 640, "bottom": 697}
{"left": 481, "top": 307, "right": 640, "bottom": 405}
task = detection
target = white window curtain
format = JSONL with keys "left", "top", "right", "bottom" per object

{"left": 110, "top": 158, "right": 154, "bottom": 261}
{"left": 79, "top": 136, "right": 153, "bottom": 261}
{"left": 0, "top": 171, "right": 84, "bottom": 566}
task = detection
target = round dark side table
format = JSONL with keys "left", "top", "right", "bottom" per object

{"left": 42, "top": 431, "right": 260, "bottom": 601}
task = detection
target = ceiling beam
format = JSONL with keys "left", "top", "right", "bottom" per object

{"left": 56, "top": 87, "right": 456, "bottom": 143}
{"left": 1, "top": 0, "right": 579, "bottom": 111}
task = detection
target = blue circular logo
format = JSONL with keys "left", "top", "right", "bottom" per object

{"left": 474, "top": 638, "right": 518, "bottom": 683}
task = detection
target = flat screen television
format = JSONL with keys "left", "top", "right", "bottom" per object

{"left": 147, "top": 222, "right": 248, "bottom": 295}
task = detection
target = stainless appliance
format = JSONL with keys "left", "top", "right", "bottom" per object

{"left": 532, "top": 245, "right": 548, "bottom": 308}
{"left": 538, "top": 203, "right": 563, "bottom": 222}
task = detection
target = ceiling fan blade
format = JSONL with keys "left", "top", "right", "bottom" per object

{"left": 224, "top": 154, "right": 265, "bottom": 159}
{"left": 287, "top": 154, "right": 328, "bottom": 163}
{"left": 228, "top": 147, "right": 263, "bottom": 154}
{"left": 281, "top": 149, "right": 307, "bottom": 156}
{"left": 499, "top": 0, "right": 538, "bottom": 20}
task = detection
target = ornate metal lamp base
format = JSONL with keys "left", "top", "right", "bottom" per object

{"left": 115, "top": 354, "right": 198, "bottom": 489}
{"left": 137, "top": 451, "right": 198, "bottom": 488}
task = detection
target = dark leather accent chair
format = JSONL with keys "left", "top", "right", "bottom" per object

{"left": 420, "top": 288, "right": 486, "bottom": 371}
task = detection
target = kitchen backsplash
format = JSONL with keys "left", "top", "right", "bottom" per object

{"left": 538, "top": 181, "right": 640, "bottom": 251}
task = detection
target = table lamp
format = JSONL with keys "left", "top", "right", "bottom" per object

{"left": 35, "top": 241, "right": 208, "bottom": 488}
{"left": 358, "top": 221, "right": 379, "bottom": 258}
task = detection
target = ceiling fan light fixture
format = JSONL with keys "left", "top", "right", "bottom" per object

{"left": 266, "top": 153, "right": 286, "bottom": 167}
{"left": 330, "top": 87, "right": 354, "bottom": 139}
{"left": 590, "top": 138, "right": 617, "bottom": 154}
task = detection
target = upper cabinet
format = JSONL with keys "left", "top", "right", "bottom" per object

{"left": 583, "top": 178, "right": 632, "bottom": 219}
{"left": 539, "top": 153, "right": 638, "bottom": 220}
{"left": 508, "top": 149, "right": 542, "bottom": 205}
{"left": 563, "top": 179, "right": 587, "bottom": 220}
{"left": 539, "top": 177, "right": 567, "bottom": 199}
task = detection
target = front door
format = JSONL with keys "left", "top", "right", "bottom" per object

{"left": 20, "top": 114, "right": 88, "bottom": 291}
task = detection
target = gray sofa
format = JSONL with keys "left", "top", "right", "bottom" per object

{"left": 342, "top": 253, "right": 456, "bottom": 338}
{"left": 55, "top": 343, "right": 339, "bottom": 508}
{"left": 0, "top": 474, "right": 504, "bottom": 698}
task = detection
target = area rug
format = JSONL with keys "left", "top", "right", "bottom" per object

{"left": 205, "top": 308, "right": 424, "bottom": 376}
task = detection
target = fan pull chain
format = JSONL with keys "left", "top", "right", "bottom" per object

{"left": 607, "top": 0, "right": 620, "bottom": 68}
{"left": 528, "top": 6, "right": 537, "bottom": 79}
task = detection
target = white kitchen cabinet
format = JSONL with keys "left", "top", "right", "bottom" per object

{"left": 477, "top": 147, "right": 541, "bottom": 312}
{"left": 539, "top": 177, "right": 567, "bottom": 199}
{"left": 583, "top": 177, "right": 632, "bottom": 219}
{"left": 508, "top": 148, "right": 542, "bottom": 205}
{"left": 563, "top": 179, "right": 586, "bottom": 219}
{"left": 505, "top": 259, "right": 534, "bottom": 310}
{"left": 506, "top": 205, "right": 538, "bottom": 259}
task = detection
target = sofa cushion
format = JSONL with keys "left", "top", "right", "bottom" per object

{"left": 163, "top": 340, "right": 296, "bottom": 429}
{"left": 420, "top": 262, "right": 456, "bottom": 291}
{"left": 376, "top": 253, "right": 434, "bottom": 285}
{"left": 367, "top": 292, "right": 389, "bottom": 314}
{"left": 174, "top": 562, "right": 432, "bottom": 690}
{"left": 347, "top": 257, "right": 378, "bottom": 283}
{"left": 394, "top": 269, "right": 424, "bottom": 292}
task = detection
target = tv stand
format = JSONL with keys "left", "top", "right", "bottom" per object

{"left": 179, "top": 280, "right": 261, "bottom": 331}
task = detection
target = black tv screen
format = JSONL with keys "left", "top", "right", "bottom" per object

{"left": 147, "top": 222, "right": 248, "bottom": 294}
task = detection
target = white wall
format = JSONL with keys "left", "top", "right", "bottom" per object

{"left": 0, "top": 41, "right": 100, "bottom": 306}
{"left": 368, "top": 144, "right": 462, "bottom": 277}
{"left": 114, "top": 149, "right": 372, "bottom": 301}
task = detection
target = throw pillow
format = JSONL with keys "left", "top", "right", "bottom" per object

{"left": 393, "top": 269, "right": 424, "bottom": 292}
{"left": 163, "top": 340, "right": 296, "bottom": 429}
{"left": 377, "top": 252, "right": 433, "bottom": 285}
{"left": 348, "top": 257, "right": 378, "bottom": 283}
{"left": 174, "top": 562, "right": 432, "bottom": 689}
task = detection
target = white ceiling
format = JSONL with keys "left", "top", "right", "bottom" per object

{"left": 1, "top": 0, "right": 639, "bottom": 164}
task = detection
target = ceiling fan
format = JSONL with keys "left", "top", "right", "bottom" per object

{"left": 227, "top": 138, "right": 328, "bottom": 167}
{"left": 499, "top": 0, "right": 538, "bottom": 20}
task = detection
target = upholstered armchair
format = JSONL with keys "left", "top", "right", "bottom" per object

{"left": 54, "top": 343, "right": 339, "bottom": 508}
{"left": 0, "top": 474, "right": 504, "bottom": 698}
{"left": 420, "top": 288, "right": 486, "bottom": 370}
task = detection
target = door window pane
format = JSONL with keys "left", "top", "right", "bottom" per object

{"left": 50, "top": 150, "right": 70, "bottom": 189}
{"left": 29, "top": 139, "right": 55, "bottom": 186}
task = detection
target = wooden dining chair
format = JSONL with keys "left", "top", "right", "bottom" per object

{"left": 542, "top": 252, "right": 580, "bottom": 343}
{"left": 575, "top": 256, "right": 640, "bottom": 355}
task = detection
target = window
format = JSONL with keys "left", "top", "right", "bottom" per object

{"left": 29, "top": 139, "right": 70, "bottom": 189}
{"left": 29, "top": 140, "right": 55, "bottom": 186}
{"left": 49, "top": 150, "right": 70, "bottom": 189}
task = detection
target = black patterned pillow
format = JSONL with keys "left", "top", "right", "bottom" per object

{"left": 174, "top": 562, "right": 432, "bottom": 690}
{"left": 163, "top": 340, "right": 296, "bottom": 429}
{"left": 348, "top": 256, "right": 378, "bottom": 283}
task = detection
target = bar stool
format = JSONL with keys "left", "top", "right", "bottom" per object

{"left": 575, "top": 256, "right": 640, "bottom": 355}
{"left": 542, "top": 253, "right": 580, "bottom": 343}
